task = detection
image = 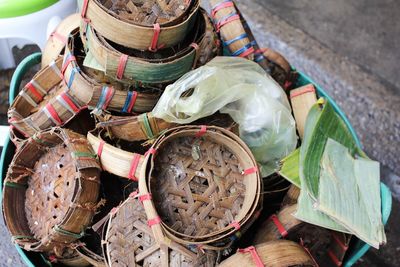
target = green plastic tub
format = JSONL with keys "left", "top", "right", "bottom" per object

{"left": 0, "top": 0, "right": 58, "bottom": 18}
{"left": 0, "top": 53, "right": 392, "bottom": 266}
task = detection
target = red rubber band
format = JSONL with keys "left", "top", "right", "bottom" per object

{"left": 105, "top": 87, "right": 115, "bottom": 109}
{"left": 111, "top": 207, "right": 119, "bottom": 215}
{"left": 127, "top": 91, "right": 138, "bottom": 113}
{"left": 332, "top": 233, "right": 349, "bottom": 251}
{"left": 239, "top": 46, "right": 255, "bottom": 58}
{"left": 26, "top": 82, "right": 43, "bottom": 101}
{"left": 97, "top": 140, "right": 105, "bottom": 157}
{"left": 149, "top": 23, "right": 161, "bottom": 52}
{"left": 195, "top": 125, "right": 207, "bottom": 137}
{"left": 145, "top": 148, "right": 157, "bottom": 156}
{"left": 60, "top": 92, "right": 80, "bottom": 113}
{"left": 139, "top": 193, "right": 152, "bottom": 202}
{"left": 237, "top": 246, "right": 264, "bottom": 267}
{"left": 229, "top": 221, "right": 240, "bottom": 230}
{"left": 216, "top": 14, "right": 240, "bottom": 32}
{"left": 81, "top": 0, "right": 89, "bottom": 18}
{"left": 128, "top": 154, "right": 141, "bottom": 181}
{"left": 269, "top": 214, "right": 288, "bottom": 237}
{"left": 284, "top": 80, "right": 292, "bottom": 90}
{"left": 116, "top": 54, "right": 128, "bottom": 80}
{"left": 190, "top": 43, "right": 199, "bottom": 50}
{"left": 148, "top": 216, "right": 162, "bottom": 227}
{"left": 242, "top": 166, "right": 258, "bottom": 175}
{"left": 255, "top": 48, "right": 267, "bottom": 54}
{"left": 48, "top": 255, "right": 57, "bottom": 263}
{"left": 45, "top": 103, "right": 63, "bottom": 125}
{"left": 211, "top": 1, "right": 234, "bottom": 18}
{"left": 328, "top": 249, "right": 342, "bottom": 266}
{"left": 290, "top": 85, "right": 316, "bottom": 99}
{"left": 61, "top": 56, "right": 76, "bottom": 75}
{"left": 51, "top": 31, "right": 67, "bottom": 44}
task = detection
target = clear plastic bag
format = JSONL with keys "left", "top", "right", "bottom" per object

{"left": 152, "top": 57, "right": 297, "bottom": 176}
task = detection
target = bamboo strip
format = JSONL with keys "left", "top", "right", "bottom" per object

{"left": 77, "top": 0, "right": 199, "bottom": 50}
{"left": 42, "top": 13, "right": 80, "bottom": 68}
{"left": 290, "top": 84, "right": 318, "bottom": 139}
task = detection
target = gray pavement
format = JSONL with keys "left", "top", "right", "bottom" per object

{"left": 0, "top": 0, "right": 399, "bottom": 266}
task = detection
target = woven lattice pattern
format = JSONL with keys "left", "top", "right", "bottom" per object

{"left": 100, "top": 0, "right": 191, "bottom": 26}
{"left": 152, "top": 136, "right": 246, "bottom": 237}
{"left": 106, "top": 198, "right": 194, "bottom": 266}
{"left": 25, "top": 144, "right": 76, "bottom": 240}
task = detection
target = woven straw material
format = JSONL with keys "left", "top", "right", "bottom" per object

{"left": 96, "top": 112, "right": 175, "bottom": 142}
{"left": 105, "top": 195, "right": 216, "bottom": 267}
{"left": 8, "top": 57, "right": 84, "bottom": 138}
{"left": 219, "top": 240, "right": 317, "bottom": 267}
{"left": 2, "top": 128, "right": 101, "bottom": 253}
{"left": 80, "top": 8, "right": 219, "bottom": 85}
{"left": 138, "top": 126, "right": 261, "bottom": 247}
{"left": 46, "top": 248, "right": 91, "bottom": 267}
{"left": 87, "top": 130, "right": 146, "bottom": 180}
{"left": 76, "top": 246, "right": 106, "bottom": 267}
{"left": 100, "top": 0, "right": 191, "bottom": 26}
{"left": 78, "top": 0, "right": 199, "bottom": 50}
{"left": 42, "top": 13, "right": 80, "bottom": 68}
{"left": 63, "top": 31, "right": 160, "bottom": 114}
{"left": 282, "top": 184, "right": 300, "bottom": 207}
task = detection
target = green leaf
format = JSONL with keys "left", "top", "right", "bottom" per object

{"left": 279, "top": 148, "right": 300, "bottom": 187}
{"left": 317, "top": 139, "right": 386, "bottom": 248}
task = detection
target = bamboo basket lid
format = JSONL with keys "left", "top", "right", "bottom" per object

{"left": 2, "top": 128, "right": 101, "bottom": 253}
{"left": 96, "top": 112, "right": 176, "bottom": 141}
{"left": 219, "top": 240, "right": 317, "bottom": 267}
{"left": 63, "top": 30, "right": 161, "bottom": 114}
{"left": 7, "top": 57, "right": 86, "bottom": 138}
{"left": 136, "top": 126, "right": 261, "bottom": 248}
{"left": 77, "top": 0, "right": 199, "bottom": 50}
{"left": 42, "top": 13, "right": 80, "bottom": 68}
{"left": 99, "top": 0, "right": 192, "bottom": 27}
{"left": 104, "top": 194, "right": 217, "bottom": 266}
{"left": 80, "top": 8, "right": 219, "bottom": 85}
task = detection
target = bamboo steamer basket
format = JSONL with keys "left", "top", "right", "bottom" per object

{"left": 104, "top": 193, "right": 217, "bottom": 267}
{"left": 63, "top": 30, "right": 161, "bottom": 114}
{"left": 80, "top": 8, "right": 220, "bottom": 85}
{"left": 98, "top": 0, "right": 192, "bottom": 27}
{"left": 7, "top": 57, "right": 85, "bottom": 138}
{"left": 2, "top": 128, "right": 101, "bottom": 254}
{"left": 96, "top": 112, "right": 176, "bottom": 141}
{"left": 219, "top": 240, "right": 317, "bottom": 267}
{"left": 77, "top": 0, "right": 199, "bottom": 50}
{"left": 136, "top": 126, "right": 261, "bottom": 248}
{"left": 41, "top": 13, "right": 80, "bottom": 68}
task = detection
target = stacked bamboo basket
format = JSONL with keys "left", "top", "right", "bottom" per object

{"left": 2, "top": 1, "right": 354, "bottom": 267}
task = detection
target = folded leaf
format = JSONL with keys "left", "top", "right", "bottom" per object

{"left": 279, "top": 148, "right": 300, "bottom": 187}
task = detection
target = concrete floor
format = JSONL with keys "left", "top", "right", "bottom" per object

{"left": 0, "top": 0, "right": 399, "bottom": 266}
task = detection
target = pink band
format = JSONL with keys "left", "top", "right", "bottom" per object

{"left": 242, "top": 166, "right": 258, "bottom": 175}
{"left": 145, "top": 148, "right": 157, "bottom": 156}
{"left": 128, "top": 153, "right": 141, "bottom": 181}
{"left": 81, "top": 0, "right": 89, "bottom": 18}
{"left": 60, "top": 92, "right": 80, "bottom": 113}
{"left": 51, "top": 31, "right": 67, "bottom": 44}
{"left": 269, "top": 214, "right": 288, "bottom": 237}
{"left": 237, "top": 246, "right": 264, "bottom": 267}
{"left": 62, "top": 56, "right": 76, "bottom": 75}
{"left": 229, "top": 221, "right": 241, "bottom": 230}
{"left": 116, "top": 54, "right": 128, "bottom": 80}
{"left": 26, "top": 82, "right": 43, "bottom": 101}
{"left": 216, "top": 14, "right": 240, "bottom": 32}
{"left": 148, "top": 216, "right": 162, "bottom": 227}
{"left": 211, "top": 1, "right": 234, "bottom": 18}
{"left": 149, "top": 23, "right": 161, "bottom": 51}
{"left": 127, "top": 91, "right": 138, "bottom": 113}
{"left": 45, "top": 103, "right": 62, "bottom": 125}
{"left": 290, "top": 85, "right": 316, "bottom": 99}
{"left": 195, "top": 125, "right": 207, "bottom": 137}
{"left": 139, "top": 193, "right": 152, "bottom": 202}
{"left": 97, "top": 140, "right": 105, "bottom": 157}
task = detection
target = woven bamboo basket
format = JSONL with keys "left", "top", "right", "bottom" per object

{"left": 63, "top": 30, "right": 161, "bottom": 114}
{"left": 76, "top": 245, "right": 106, "bottom": 267}
{"left": 80, "top": 8, "right": 219, "bottom": 85}
{"left": 7, "top": 57, "right": 86, "bottom": 138}
{"left": 219, "top": 240, "right": 317, "bottom": 267}
{"left": 46, "top": 248, "right": 91, "bottom": 267}
{"left": 41, "top": 13, "right": 80, "bottom": 68}
{"left": 2, "top": 128, "right": 101, "bottom": 254}
{"left": 96, "top": 112, "right": 176, "bottom": 141}
{"left": 136, "top": 125, "right": 261, "bottom": 248}
{"left": 104, "top": 193, "right": 217, "bottom": 267}
{"left": 77, "top": 0, "right": 199, "bottom": 50}
{"left": 281, "top": 184, "right": 300, "bottom": 207}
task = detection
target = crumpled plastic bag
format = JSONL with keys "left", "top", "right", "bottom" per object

{"left": 152, "top": 57, "right": 297, "bottom": 176}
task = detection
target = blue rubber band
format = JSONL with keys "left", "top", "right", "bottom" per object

{"left": 67, "top": 67, "right": 80, "bottom": 89}
{"left": 211, "top": 0, "right": 232, "bottom": 11}
{"left": 223, "top": 33, "right": 248, "bottom": 47}
{"left": 96, "top": 86, "right": 107, "bottom": 109}
{"left": 231, "top": 41, "right": 256, "bottom": 56}
{"left": 122, "top": 91, "right": 133, "bottom": 113}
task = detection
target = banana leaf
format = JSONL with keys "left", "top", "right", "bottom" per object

{"left": 279, "top": 148, "right": 300, "bottom": 187}
{"left": 317, "top": 139, "right": 385, "bottom": 248}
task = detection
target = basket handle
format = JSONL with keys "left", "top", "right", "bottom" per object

{"left": 9, "top": 52, "right": 42, "bottom": 104}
